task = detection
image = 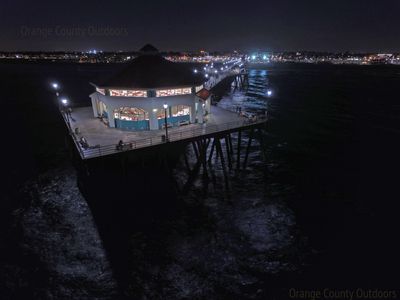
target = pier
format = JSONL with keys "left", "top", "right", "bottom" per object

{"left": 57, "top": 48, "right": 268, "bottom": 294}
{"left": 64, "top": 105, "right": 265, "bottom": 160}
{"left": 56, "top": 44, "right": 267, "bottom": 182}
{"left": 58, "top": 46, "right": 261, "bottom": 164}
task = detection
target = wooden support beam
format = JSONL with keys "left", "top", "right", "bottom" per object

{"left": 205, "top": 138, "right": 211, "bottom": 150}
{"left": 224, "top": 135, "right": 232, "bottom": 169}
{"left": 243, "top": 128, "right": 254, "bottom": 170}
{"left": 208, "top": 138, "right": 216, "bottom": 164}
{"left": 183, "top": 149, "right": 191, "bottom": 173}
{"left": 203, "top": 139, "right": 209, "bottom": 178}
{"left": 197, "top": 139, "right": 208, "bottom": 178}
{"left": 216, "top": 137, "right": 229, "bottom": 189}
{"left": 256, "top": 128, "right": 267, "bottom": 161}
{"left": 236, "top": 130, "right": 242, "bottom": 170}
{"left": 192, "top": 141, "right": 199, "bottom": 159}
{"left": 228, "top": 134, "right": 234, "bottom": 156}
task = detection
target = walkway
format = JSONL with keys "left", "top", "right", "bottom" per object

{"left": 66, "top": 105, "right": 266, "bottom": 159}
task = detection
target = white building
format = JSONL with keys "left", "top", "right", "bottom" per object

{"left": 90, "top": 44, "right": 211, "bottom": 131}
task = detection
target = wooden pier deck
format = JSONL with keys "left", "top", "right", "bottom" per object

{"left": 63, "top": 105, "right": 267, "bottom": 160}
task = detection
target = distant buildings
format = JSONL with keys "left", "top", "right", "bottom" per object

{"left": 0, "top": 49, "right": 398, "bottom": 65}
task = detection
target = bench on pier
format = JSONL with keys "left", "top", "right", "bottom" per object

{"left": 178, "top": 120, "right": 190, "bottom": 126}
{"left": 116, "top": 142, "right": 133, "bottom": 151}
{"left": 162, "top": 123, "right": 173, "bottom": 129}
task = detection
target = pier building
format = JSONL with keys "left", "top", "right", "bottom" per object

{"left": 90, "top": 44, "right": 211, "bottom": 131}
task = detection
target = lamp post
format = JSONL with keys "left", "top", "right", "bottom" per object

{"left": 61, "top": 98, "right": 71, "bottom": 131}
{"left": 163, "top": 103, "right": 169, "bottom": 142}
{"left": 51, "top": 82, "right": 60, "bottom": 107}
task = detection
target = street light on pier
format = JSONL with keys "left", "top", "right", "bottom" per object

{"left": 61, "top": 98, "right": 71, "bottom": 130}
{"left": 163, "top": 103, "right": 169, "bottom": 142}
{"left": 51, "top": 82, "right": 60, "bottom": 97}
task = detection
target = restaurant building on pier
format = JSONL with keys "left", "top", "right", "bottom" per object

{"left": 90, "top": 44, "right": 211, "bottom": 131}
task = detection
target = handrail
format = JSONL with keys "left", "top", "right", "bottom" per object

{"left": 75, "top": 115, "right": 267, "bottom": 159}
{"left": 204, "top": 68, "right": 243, "bottom": 89}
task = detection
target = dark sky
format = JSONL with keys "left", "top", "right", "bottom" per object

{"left": 1, "top": 0, "right": 399, "bottom": 52}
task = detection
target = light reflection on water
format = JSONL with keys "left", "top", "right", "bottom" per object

{"left": 218, "top": 68, "right": 271, "bottom": 113}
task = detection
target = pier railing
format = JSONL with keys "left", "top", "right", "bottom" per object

{"left": 72, "top": 116, "right": 267, "bottom": 160}
{"left": 204, "top": 68, "right": 242, "bottom": 89}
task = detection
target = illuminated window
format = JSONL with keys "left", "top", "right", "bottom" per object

{"left": 157, "top": 109, "right": 168, "bottom": 119}
{"left": 114, "top": 107, "right": 149, "bottom": 121}
{"left": 195, "top": 85, "right": 203, "bottom": 93}
{"left": 109, "top": 90, "right": 147, "bottom": 97}
{"left": 157, "top": 105, "right": 190, "bottom": 119}
{"left": 96, "top": 88, "right": 105, "bottom": 95}
{"left": 156, "top": 88, "right": 192, "bottom": 97}
{"left": 171, "top": 105, "right": 190, "bottom": 117}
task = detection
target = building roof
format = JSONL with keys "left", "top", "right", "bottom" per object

{"left": 139, "top": 44, "right": 159, "bottom": 54}
{"left": 96, "top": 45, "right": 205, "bottom": 89}
{"left": 196, "top": 88, "right": 211, "bottom": 101}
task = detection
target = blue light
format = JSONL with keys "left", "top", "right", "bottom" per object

{"left": 263, "top": 55, "right": 267, "bottom": 60}
{"left": 251, "top": 55, "right": 256, "bottom": 60}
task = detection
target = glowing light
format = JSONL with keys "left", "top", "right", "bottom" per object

{"left": 267, "top": 90, "right": 272, "bottom": 96}
{"left": 153, "top": 108, "right": 158, "bottom": 112}
{"left": 61, "top": 98, "right": 68, "bottom": 105}
{"left": 52, "top": 83, "right": 59, "bottom": 89}
{"left": 263, "top": 55, "right": 267, "bottom": 60}
{"left": 205, "top": 74, "right": 209, "bottom": 78}
{"left": 252, "top": 55, "right": 256, "bottom": 60}
{"left": 163, "top": 103, "right": 168, "bottom": 109}
{"left": 214, "top": 70, "right": 218, "bottom": 73}
{"left": 194, "top": 69, "right": 198, "bottom": 73}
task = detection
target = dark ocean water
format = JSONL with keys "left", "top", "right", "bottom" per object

{"left": 0, "top": 62, "right": 399, "bottom": 299}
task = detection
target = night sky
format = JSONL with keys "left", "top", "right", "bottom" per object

{"left": 1, "top": 0, "right": 399, "bottom": 52}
